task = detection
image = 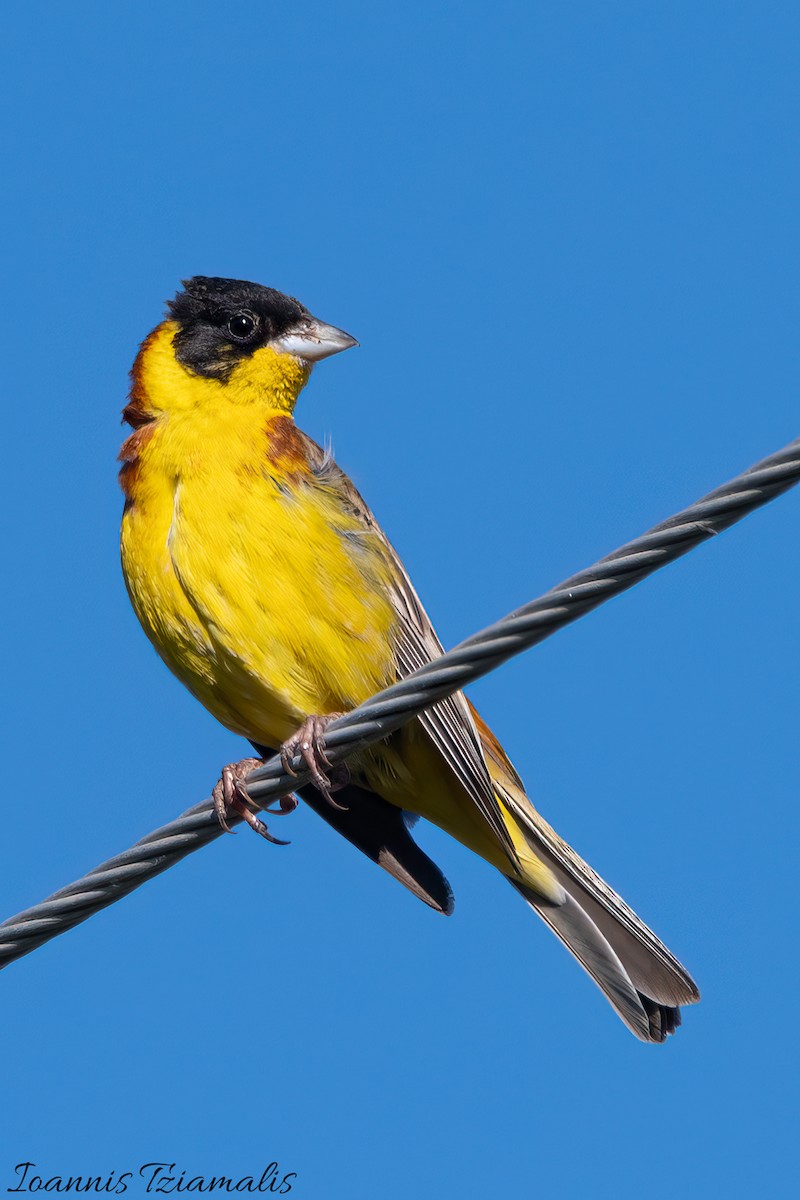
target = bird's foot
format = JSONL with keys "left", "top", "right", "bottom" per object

{"left": 212, "top": 756, "right": 298, "bottom": 845}
{"left": 280, "top": 714, "right": 349, "bottom": 810}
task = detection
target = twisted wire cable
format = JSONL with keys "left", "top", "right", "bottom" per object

{"left": 1, "top": 437, "right": 798, "bottom": 969}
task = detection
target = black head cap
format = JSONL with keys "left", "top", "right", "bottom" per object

{"left": 167, "top": 276, "right": 310, "bottom": 380}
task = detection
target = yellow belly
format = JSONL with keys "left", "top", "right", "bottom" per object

{"left": 120, "top": 409, "right": 398, "bottom": 748}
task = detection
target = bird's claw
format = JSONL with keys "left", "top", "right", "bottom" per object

{"left": 280, "top": 714, "right": 349, "bottom": 810}
{"left": 212, "top": 757, "right": 295, "bottom": 845}
{"left": 264, "top": 794, "right": 300, "bottom": 817}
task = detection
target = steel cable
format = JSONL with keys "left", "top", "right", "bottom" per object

{"left": 1, "top": 437, "right": 798, "bottom": 968}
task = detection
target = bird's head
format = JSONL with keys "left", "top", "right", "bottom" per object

{"left": 124, "top": 276, "right": 357, "bottom": 425}
{"left": 168, "top": 276, "right": 357, "bottom": 381}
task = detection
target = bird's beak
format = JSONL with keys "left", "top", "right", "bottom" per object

{"left": 271, "top": 318, "right": 359, "bottom": 363}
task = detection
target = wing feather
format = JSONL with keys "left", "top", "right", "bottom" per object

{"left": 300, "top": 433, "right": 517, "bottom": 863}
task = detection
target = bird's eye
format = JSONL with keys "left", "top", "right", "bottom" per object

{"left": 226, "top": 311, "right": 259, "bottom": 343}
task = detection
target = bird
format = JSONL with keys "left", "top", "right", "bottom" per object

{"left": 119, "top": 275, "right": 699, "bottom": 1042}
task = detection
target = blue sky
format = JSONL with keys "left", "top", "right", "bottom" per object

{"left": 1, "top": 2, "right": 798, "bottom": 1196}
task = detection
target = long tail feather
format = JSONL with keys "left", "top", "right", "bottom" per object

{"left": 511, "top": 881, "right": 683, "bottom": 1042}
{"left": 470, "top": 708, "right": 699, "bottom": 1039}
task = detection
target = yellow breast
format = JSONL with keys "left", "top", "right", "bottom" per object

{"left": 120, "top": 323, "right": 398, "bottom": 747}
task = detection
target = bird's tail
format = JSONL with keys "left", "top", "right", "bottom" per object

{"left": 508, "top": 879, "right": 687, "bottom": 1042}
{"left": 472, "top": 710, "right": 700, "bottom": 1042}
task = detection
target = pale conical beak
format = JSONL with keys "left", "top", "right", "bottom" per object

{"left": 272, "top": 317, "right": 358, "bottom": 363}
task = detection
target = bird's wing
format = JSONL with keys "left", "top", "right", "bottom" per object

{"left": 299, "top": 433, "right": 518, "bottom": 864}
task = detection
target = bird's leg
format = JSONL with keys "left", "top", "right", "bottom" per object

{"left": 212, "top": 756, "right": 298, "bottom": 845}
{"left": 280, "top": 714, "right": 350, "bottom": 810}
